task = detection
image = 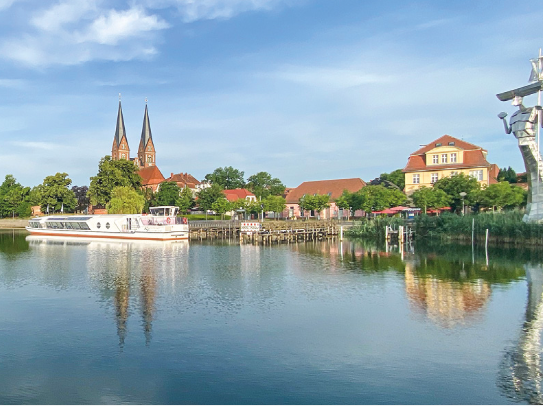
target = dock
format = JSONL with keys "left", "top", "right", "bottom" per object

{"left": 189, "top": 220, "right": 347, "bottom": 244}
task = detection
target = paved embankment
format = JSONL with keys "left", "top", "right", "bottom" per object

{"left": 0, "top": 218, "right": 28, "bottom": 229}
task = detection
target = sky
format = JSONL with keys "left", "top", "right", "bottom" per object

{"left": 0, "top": 0, "right": 542, "bottom": 189}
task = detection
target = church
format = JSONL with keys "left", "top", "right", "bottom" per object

{"left": 111, "top": 99, "right": 165, "bottom": 192}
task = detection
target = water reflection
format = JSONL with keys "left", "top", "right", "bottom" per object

{"left": 27, "top": 235, "right": 189, "bottom": 347}
{"left": 499, "top": 263, "right": 543, "bottom": 404}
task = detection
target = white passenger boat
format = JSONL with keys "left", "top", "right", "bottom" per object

{"left": 26, "top": 206, "right": 189, "bottom": 241}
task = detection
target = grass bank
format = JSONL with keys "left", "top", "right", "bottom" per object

{"left": 347, "top": 211, "right": 543, "bottom": 246}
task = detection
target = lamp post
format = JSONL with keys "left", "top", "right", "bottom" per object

{"left": 459, "top": 192, "right": 467, "bottom": 216}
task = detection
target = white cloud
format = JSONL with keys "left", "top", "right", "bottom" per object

{"left": 146, "top": 0, "right": 289, "bottom": 22}
{"left": 79, "top": 7, "right": 169, "bottom": 45}
{"left": 0, "top": 0, "right": 17, "bottom": 11}
{"left": 266, "top": 65, "right": 392, "bottom": 89}
{"left": 0, "top": 3, "right": 169, "bottom": 66}
{"left": 31, "top": 0, "right": 97, "bottom": 32}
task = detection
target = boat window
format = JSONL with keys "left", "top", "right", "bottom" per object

{"left": 106, "top": 222, "right": 110, "bottom": 229}
{"left": 79, "top": 223, "right": 90, "bottom": 230}
{"left": 71, "top": 222, "right": 81, "bottom": 229}
{"left": 97, "top": 222, "right": 101, "bottom": 229}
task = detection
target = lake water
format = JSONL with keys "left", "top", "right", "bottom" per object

{"left": 0, "top": 229, "right": 542, "bottom": 404}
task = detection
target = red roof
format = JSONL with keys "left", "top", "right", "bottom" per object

{"left": 402, "top": 135, "right": 494, "bottom": 173}
{"left": 410, "top": 135, "right": 485, "bottom": 156}
{"left": 164, "top": 172, "right": 201, "bottom": 188}
{"left": 285, "top": 178, "right": 366, "bottom": 204}
{"left": 138, "top": 166, "right": 165, "bottom": 186}
{"left": 222, "top": 189, "right": 256, "bottom": 202}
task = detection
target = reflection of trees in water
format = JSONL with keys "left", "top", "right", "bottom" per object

{"left": 498, "top": 264, "right": 543, "bottom": 404}
{"left": 0, "top": 230, "right": 29, "bottom": 257}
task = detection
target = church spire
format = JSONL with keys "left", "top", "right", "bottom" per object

{"left": 112, "top": 95, "right": 130, "bottom": 161}
{"left": 138, "top": 100, "right": 155, "bottom": 168}
{"left": 114, "top": 99, "right": 127, "bottom": 147}
{"left": 140, "top": 101, "right": 153, "bottom": 148}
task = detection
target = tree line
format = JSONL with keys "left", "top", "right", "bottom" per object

{"left": 0, "top": 161, "right": 528, "bottom": 218}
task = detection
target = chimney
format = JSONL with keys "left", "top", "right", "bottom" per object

{"left": 171, "top": 173, "right": 173, "bottom": 178}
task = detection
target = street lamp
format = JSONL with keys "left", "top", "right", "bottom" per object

{"left": 459, "top": 192, "right": 467, "bottom": 216}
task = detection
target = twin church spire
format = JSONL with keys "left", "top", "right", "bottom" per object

{"left": 111, "top": 97, "right": 155, "bottom": 169}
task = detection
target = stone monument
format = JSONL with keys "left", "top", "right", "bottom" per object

{"left": 497, "top": 51, "right": 543, "bottom": 222}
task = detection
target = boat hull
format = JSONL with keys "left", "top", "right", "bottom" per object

{"left": 25, "top": 227, "right": 189, "bottom": 241}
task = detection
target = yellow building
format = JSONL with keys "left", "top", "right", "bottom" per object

{"left": 402, "top": 135, "right": 499, "bottom": 195}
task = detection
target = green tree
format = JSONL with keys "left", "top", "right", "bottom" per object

{"left": 106, "top": 186, "right": 145, "bottom": 214}
{"left": 39, "top": 172, "right": 77, "bottom": 213}
{"left": 204, "top": 166, "right": 245, "bottom": 189}
{"left": 262, "top": 195, "right": 286, "bottom": 219}
{"left": 246, "top": 172, "right": 285, "bottom": 199}
{"left": 478, "top": 182, "right": 526, "bottom": 211}
{"left": 71, "top": 186, "right": 89, "bottom": 213}
{"left": 88, "top": 156, "right": 142, "bottom": 206}
{"left": 433, "top": 173, "right": 480, "bottom": 213}
{"left": 299, "top": 194, "right": 330, "bottom": 219}
{"left": 411, "top": 187, "right": 450, "bottom": 213}
{"left": 155, "top": 181, "right": 181, "bottom": 206}
{"left": 196, "top": 183, "right": 224, "bottom": 212}
{"left": 372, "top": 169, "right": 405, "bottom": 190}
{"left": 352, "top": 185, "right": 407, "bottom": 213}
{"left": 211, "top": 197, "right": 232, "bottom": 219}
{"left": 498, "top": 166, "right": 517, "bottom": 183}
{"left": 0, "top": 175, "right": 30, "bottom": 217}
{"left": 178, "top": 186, "right": 195, "bottom": 213}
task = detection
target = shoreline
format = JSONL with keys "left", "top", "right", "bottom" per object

{"left": 0, "top": 219, "right": 29, "bottom": 229}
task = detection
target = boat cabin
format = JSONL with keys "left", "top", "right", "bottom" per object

{"left": 149, "top": 206, "right": 179, "bottom": 217}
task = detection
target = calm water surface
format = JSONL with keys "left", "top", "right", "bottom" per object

{"left": 0, "top": 230, "right": 541, "bottom": 404}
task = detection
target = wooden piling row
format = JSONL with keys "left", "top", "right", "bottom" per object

{"left": 189, "top": 221, "right": 341, "bottom": 244}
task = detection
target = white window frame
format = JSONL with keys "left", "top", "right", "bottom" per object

{"left": 450, "top": 153, "right": 457, "bottom": 163}
{"left": 432, "top": 154, "right": 439, "bottom": 164}
{"left": 431, "top": 173, "right": 439, "bottom": 183}
{"left": 412, "top": 174, "right": 420, "bottom": 184}
{"left": 441, "top": 154, "right": 448, "bottom": 163}
{"left": 469, "top": 170, "right": 483, "bottom": 181}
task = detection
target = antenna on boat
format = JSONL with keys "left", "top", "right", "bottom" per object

{"left": 119, "top": 93, "right": 121, "bottom": 101}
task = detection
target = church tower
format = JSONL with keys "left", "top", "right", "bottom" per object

{"left": 111, "top": 97, "right": 130, "bottom": 160}
{"left": 138, "top": 100, "right": 155, "bottom": 168}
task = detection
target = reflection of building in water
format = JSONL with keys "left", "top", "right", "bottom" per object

{"left": 499, "top": 264, "right": 543, "bottom": 404}
{"left": 404, "top": 261, "right": 491, "bottom": 328}
{"left": 27, "top": 237, "right": 188, "bottom": 346}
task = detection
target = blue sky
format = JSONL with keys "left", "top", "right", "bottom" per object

{"left": 0, "top": 0, "right": 542, "bottom": 188}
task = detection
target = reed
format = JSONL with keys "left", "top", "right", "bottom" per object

{"left": 347, "top": 211, "right": 543, "bottom": 246}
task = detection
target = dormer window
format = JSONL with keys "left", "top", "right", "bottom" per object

{"left": 435, "top": 143, "right": 442, "bottom": 147}
{"left": 448, "top": 142, "right": 455, "bottom": 146}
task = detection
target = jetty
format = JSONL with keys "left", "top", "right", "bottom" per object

{"left": 189, "top": 220, "right": 348, "bottom": 244}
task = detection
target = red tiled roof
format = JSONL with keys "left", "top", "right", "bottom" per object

{"left": 138, "top": 166, "right": 165, "bottom": 186}
{"left": 488, "top": 164, "right": 499, "bottom": 184}
{"left": 285, "top": 178, "right": 366, "bottom": 204}
{"left": 222, "top": 188, "right": 256, "bottom": 202}
{"left": 164, "top": 172, "right": 201, "bottom": 188}
{"left": 410, "top": 135, "right": 485, "bottom": 155}
{"left": 403, "top": 148, "right": 492, "bottom": 172}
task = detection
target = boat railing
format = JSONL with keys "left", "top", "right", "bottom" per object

{"left": 140, "top": 216, "right": 188, "bottom": 226}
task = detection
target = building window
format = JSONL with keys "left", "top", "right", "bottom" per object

{"left": 469, "top": 170, "right": 483, "bottom": 181}
{"left": 450, "top": 171, "right": 459, "bottom": 176}
{"left": 147, "top": 155, "right": 152, "bottom": 163}
{"left": 431, "top": 173, "right": 439, "bottom": 183}
{"left": 412, "top": 174, "right": 420, "bottom": 184}
{"left": 432, "top": 154, "right": 439, "bottom": 164}
{"left": 441, "top": 154, "right": 448, "bottom": 163}
{"left": 121, "top": 153, "right": 126, "bottom": 159}
{"left": 448, "top": 142, "right": 455, "bottom": 146}
{"left": 450, "top": 153, "right": 457, "bottom": 163}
